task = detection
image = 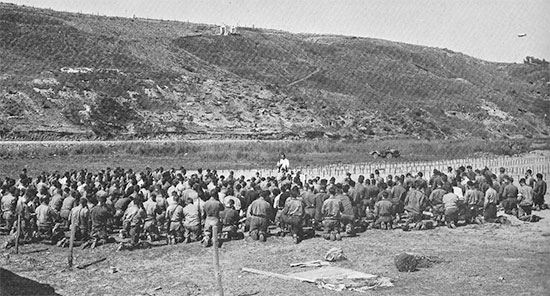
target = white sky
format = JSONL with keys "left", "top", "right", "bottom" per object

{"left": 4, "top": 0, "right": 550, "bottom": 62}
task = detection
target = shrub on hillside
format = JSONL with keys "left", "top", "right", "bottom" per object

{"left": 1, "top": 98, "right": 25, "bottom": 116}
{"left": 523, "top": 56, "right": 549, "bottom": 66}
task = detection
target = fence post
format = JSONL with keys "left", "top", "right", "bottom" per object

{"left": 15, "top": 213, "right": 21, "bottom": 254}
{"left": 68, "top": 223, "right": 76, "bottom": 268}
{"left": 212, "top": 226, "right": 224, "bottom": 296}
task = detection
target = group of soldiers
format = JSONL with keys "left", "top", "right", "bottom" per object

{"left": 0, "top": 162, "right": 547, "bottom": 250}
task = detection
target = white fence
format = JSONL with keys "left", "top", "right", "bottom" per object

{"left": 215, "top": 155, "right": 550, "bottom": 184}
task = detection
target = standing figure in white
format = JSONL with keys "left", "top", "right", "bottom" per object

{"left": 277, "top": 153, "right": 290, "bottom": 174}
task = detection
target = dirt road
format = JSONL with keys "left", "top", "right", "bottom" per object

{"left": 0, "top": 139, "right": 263, "bottom": 146}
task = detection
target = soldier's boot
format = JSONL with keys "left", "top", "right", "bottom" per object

{"left": 259, "top": 232, "right": 266, "bottom": 242}
{"left": 202, "top": 235, "right": 211, "bottom": 248}
{"left": 56, "top": 237, "right": 67, "bottom": 247}
{"left": 250, "top": 230, "right": 259, "bottom": 241}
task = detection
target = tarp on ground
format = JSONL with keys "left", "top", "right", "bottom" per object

{"left": 288, "top": 266, "right": 393, "bottom": 292}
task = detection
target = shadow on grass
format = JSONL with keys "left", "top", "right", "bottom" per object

{"left": 0, "top": 268, "right": 61, "bottom": 295}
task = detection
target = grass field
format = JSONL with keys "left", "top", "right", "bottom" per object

{"left": 1, "top": 209, "right": 549, "bottom": 295}
{"left": 0, "top": 138, "right": 540, "bottom": 178}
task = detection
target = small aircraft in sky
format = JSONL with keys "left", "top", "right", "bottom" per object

{"left": 517, "top": 33, "right": 527, "bottom": 37}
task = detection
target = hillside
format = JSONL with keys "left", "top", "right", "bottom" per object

{"left": 1, "top": 3, "right": 549, "bottom": 140}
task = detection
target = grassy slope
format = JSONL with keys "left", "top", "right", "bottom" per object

{"left": 173, "top": 29, "right": 550, "bottom": 138}
{"left": 0, "top": 3, "right": 549, "bottom": 140}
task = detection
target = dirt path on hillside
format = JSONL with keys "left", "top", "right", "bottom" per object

{"left": 0, "top": 139, "right": 264, "bottom": 146}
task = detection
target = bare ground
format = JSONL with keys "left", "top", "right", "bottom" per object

{"left": 2, "top": 208, "right": 550, "bottom": 296}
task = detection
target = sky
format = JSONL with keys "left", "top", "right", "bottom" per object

{"left": 4, "top": 0, "right": 550, "bottom": 63}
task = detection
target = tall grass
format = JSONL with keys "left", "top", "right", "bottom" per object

{"left": 0, "top": 138, "right": 534, "bottom": 169}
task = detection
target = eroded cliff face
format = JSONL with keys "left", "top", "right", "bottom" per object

{"left": 1, "top": 3, "right": 549, "bottom": 140}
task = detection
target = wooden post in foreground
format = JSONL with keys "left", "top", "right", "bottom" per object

{"left": 212, "top": 225, "right": 224, "bottom": 296}
{"left": 15, "top": 213, "right": 21, "bottom": 254}
{"left": 68, "top": 223, "right": 76, "bottom": 268}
